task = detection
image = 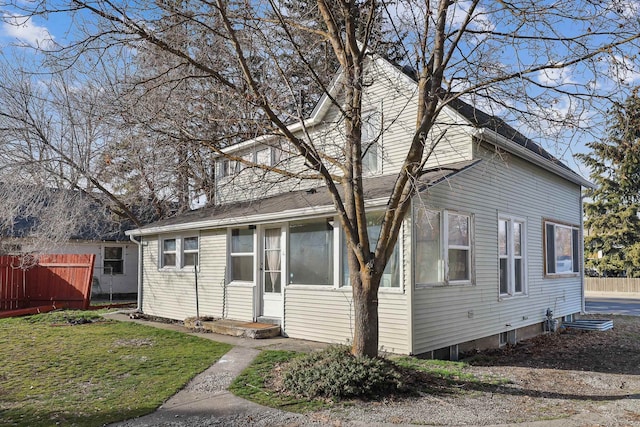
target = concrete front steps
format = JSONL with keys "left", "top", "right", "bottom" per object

{"left": 184, "top": 317, "right": 281, "bottom": 339}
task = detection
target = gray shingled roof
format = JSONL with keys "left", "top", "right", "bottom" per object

{"left": 444, "top": 97, "right": 573, "bottom": 172}
{"left": 135, "top": 160, "right": 479, "bottom": 232}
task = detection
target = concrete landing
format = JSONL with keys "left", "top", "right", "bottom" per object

{"left": 184, "top": 317, "right": 281, "bottom": 339}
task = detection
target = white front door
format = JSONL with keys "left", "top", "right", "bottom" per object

{"left": 261, "top": 227, "right": 283, "bottom": 318}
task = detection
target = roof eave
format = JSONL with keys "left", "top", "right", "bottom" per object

{"left": 126, "top": 196, "right": 390, "bottom": 237}
{"left": 476, "top": 128, "right": 594, "bottom": 189}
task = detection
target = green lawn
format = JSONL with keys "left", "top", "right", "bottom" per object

{"left": 0, "top": 310, "right": 232, "bottom": 427}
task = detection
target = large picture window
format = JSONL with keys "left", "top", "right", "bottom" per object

{"left": 230, "top": 228, "right": 254, "bottom": 282}
{"left": 289, "top": 219, "right": 333, "bottom": 285}
{"left": 499, "top": 217, "right": 525, "bottom": 296}
{"left": 414, "top": 206, "right": 474, "bottom": 285}
{"left": 341, "top": 212, "right": 400, "bottom": 288}
{"left": 545, "top": 221, "right": 580, "bottom": 275}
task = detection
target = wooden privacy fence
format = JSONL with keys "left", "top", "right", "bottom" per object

{"left": 0, "top": 254, "right": 95, "bottom": 315}
{"left": 585, "top": 278, "right": 640, "bottom": 293}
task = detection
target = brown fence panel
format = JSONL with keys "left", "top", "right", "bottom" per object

{"left": 585, "top": 278, "right": 640, "bottom": 293}
{"left": 0, "top": 254, "right": 95, "bottom": 312}
{"left": 0, "top": 257, "right": 26, "bottom": 310}
{"left": 25, "top": 254, "right": 95, "bottom": 309}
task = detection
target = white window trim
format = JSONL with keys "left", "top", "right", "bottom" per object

{"left": 160, "top": 237, "right": 177, "bottom": 269}
{"left": 228, "top": 227, "right": 256, "bottom": 284}
{"left": 362, "top": 110, "right": 382, "bottom": 176}
{"left": 287, "top": 217, "right": 336, "bottom": 287}
{"left": 544, "top": 220, "right": 580, "bottom": 277}
{"left": 159, "top": 234, "right": 200, "bottom": 271}
{"left": 444, "top": 211, "right": 474, "bottom": 285}
{"left": 181, "top": 235, "right": 200, "bottom": 269}
{"left": 498, "top": 214, "right": 527, "bottom": 298}
{"left": 413, "top": 207, "right": 475, "bottom": 288}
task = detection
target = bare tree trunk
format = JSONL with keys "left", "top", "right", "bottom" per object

{"left": 351, "top": 272, "right": 380, "bottom": 357}
{"left": 347, "top": 246, "right": 380, "bottom": 357}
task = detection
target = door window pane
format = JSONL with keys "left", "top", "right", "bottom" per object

{"left": 264, "top": 228, "right": 281, "bottom": 293}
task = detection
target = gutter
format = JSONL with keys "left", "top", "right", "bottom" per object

{"left": 129, "top": 234, "right": 143, "bottom": 312}
{"left": 475, "top": 128, "right": 594, "bottom": 189}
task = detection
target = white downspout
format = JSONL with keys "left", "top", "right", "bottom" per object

{"left": 129, "top": 234, "right": 143, "bottom": 312}
{"left": 580, "top": 195, "right": 585, "bottom": 314}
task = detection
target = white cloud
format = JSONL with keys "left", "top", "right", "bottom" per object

{"left": 1, "top": 14, "right": 55, "bottom": 49}
{"left": 536, "top": 68, "right": 577, "bottom": 86}
{"left": 449, "top": 1, "right": 495, "bottom": 33}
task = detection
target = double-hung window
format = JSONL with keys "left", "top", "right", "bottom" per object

{"left": 161, "top": 238, "right": 177, "bottom": 268}
{"left": 362, "top": 112, "right": 381, "bottom": 175}
{"left": 499, "top": 217, "right": 526, "bottom": 296}
{"left": 182, "top": 237, "right": 199, "bottom": 267}
{"left": 159, "top": 236, "right": 199, "bottom": 270}
{"left": 104, "top": 246, "right": 124, "bottom": 274}
{"left": 230, "top": 228, "right": 254, "bottom": 282}
{"left": 545, "top": 221, "right": 580, "bottom": 275}
{"left": 447, "top": 213, "right": 472, "bottom": 282}
{"left": 414, "top": 206, "right": 474, "bottom": 285}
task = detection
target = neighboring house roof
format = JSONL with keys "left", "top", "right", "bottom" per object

{"left": 127, "top": 159, "right": 479, "bottom": 236}
{"left": 3, "top": 188, "right": 134, "bottom": 242}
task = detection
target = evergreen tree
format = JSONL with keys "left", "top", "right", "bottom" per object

{"left": 578, "top": 89, "right": 640, "bottom": 277}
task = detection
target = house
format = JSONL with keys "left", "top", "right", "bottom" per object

{"left": 125, "top": 55, "right": 592, "bottom": 357}
{"left": 2, "top": 189, "right": 139, "bottom": 299}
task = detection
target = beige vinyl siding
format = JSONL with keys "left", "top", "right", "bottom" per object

{"left": 141, "top": 234, "right": 200, "bottom": 320}
{"left": 215, "top": 58, "right": 474, "bottom": 205}
{"left": 283, "top": 287, "right": 410, "bottom": 354}
{"left": 141, "top": 229, "right": 255, "bottom": 322}
{"left": 224, "top": 284, "right": 255, "bottom": 321}
{"left": 411, "top": 143, "right": 583, "bottom": 354}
